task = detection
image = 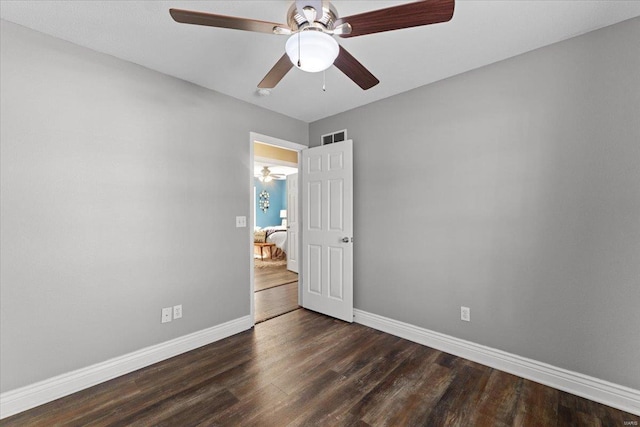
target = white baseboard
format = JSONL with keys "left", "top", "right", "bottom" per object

{"left": 0, "top": 315, "right": 253, "bottom": 419}
{"left": 354, "top": 309, "right": 640, "bottom": 416}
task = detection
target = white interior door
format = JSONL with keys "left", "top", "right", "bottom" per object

{"left": 301, "top": 140, "right": 353, "bottom": 323}
{"left": 286, "top": 173, "right": 299, "bottom": 273}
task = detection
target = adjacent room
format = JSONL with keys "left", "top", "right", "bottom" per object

{"left": 253, "top": 141, "right": 300, "bottom": 323}
{"left": 1, "top": 0, "right": 639, "bottom": 424}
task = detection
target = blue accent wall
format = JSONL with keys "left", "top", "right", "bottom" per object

{"left": 255, "top": 178, "right": 286, "bottom": 228}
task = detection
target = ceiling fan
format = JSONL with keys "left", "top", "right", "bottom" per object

{"left": 169, "top": 0, "right": 454, "bottom": 90}
{"left": 256, "top": 166, "right": 285, "bottom": 182}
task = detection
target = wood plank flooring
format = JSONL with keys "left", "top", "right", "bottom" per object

{"left": 254, "top": 263, "right": 300, "bottom": 323}
{"left": 254, "top": 282, "right": 299, "bottom": 323}
{"left": 254, "top": 264, "right": 298, "bottom": 292}
{"left": 2, "top": 309, "right": 638, "bottom": 426}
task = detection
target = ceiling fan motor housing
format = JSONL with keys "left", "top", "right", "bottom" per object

{"left": 286, "top": 2, "right": 338, "bottom": 33}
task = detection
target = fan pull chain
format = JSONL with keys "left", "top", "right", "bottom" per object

{"left": 297, "top": 31, "right": 301, "bottom": 67}
{"left": 323, "top": 70, "right": 326, "bottom": 92}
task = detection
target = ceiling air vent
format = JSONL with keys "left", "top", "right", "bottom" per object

{"left": 321, "top": 129, "right": 347, "bottom": 146}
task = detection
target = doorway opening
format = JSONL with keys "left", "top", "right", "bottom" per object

{"left": 249, "top": 133, "right": 306, "bottom": 324}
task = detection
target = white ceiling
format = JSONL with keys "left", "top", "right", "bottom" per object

{"left": 2, "top": 1, "right": 639, "bottom": 123}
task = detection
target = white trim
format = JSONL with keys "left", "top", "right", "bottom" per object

{"left": 0, "top": 316, "right": 252, "bottom": 419}
{"left": 249, "top": 134, "right": 256, "bottom": 323}
{"left": 251, "top": 132, "right": 306, "bottom": 152}
{"left": 354, "top": 309, "right": 640, "bottom": 416}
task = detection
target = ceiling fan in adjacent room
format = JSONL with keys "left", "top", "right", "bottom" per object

{"left": 256, "top": 166, "right": 285, "bottom": 182}
{"left": 170, "top": 0, "right": 455, "bottom": 90}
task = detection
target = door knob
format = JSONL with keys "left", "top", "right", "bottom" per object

{"left": 341, "top": 237, "right": 350, "bottom": 243}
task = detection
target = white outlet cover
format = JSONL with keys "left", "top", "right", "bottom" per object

{"left": 173, "top": 304, "right": 182, "bottom": 319}
{"left": 461, "top": 306, "right": 471, "bottom": 322}
{"left": 161, "top": 307, "right": 172, "bottom": 323}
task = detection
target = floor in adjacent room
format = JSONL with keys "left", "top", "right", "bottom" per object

{"left": 254, "top": 262, "right": 299, "bottom": 323}
{"left": 3, "top": 309, "right": 637, "bottom": 426}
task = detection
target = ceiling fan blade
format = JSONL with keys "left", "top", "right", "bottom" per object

{"left": 335, "top": 0, "right": 454, "bottom": 38}
{"left": 169, "top": 8, "right": 288, "bottom": 35}
{"left": 333, "top": 46, "right": 379, "bottom": 90}
{"left": 258, "top": 54, "right": 294, "bottom": 88}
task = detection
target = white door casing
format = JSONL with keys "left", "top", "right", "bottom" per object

{"left": 301, "top": 140, "right": 353, "bottom": 323}
{"left": 286, "top": 173, "right": 299, "bottom": 273}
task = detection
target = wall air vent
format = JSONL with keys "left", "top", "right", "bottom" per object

{"left": 321, "top": 129, "right": 347, "bottom": 145}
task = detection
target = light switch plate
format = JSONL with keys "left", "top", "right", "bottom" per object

{"left": 236, "top": 216, "right": 247, "bottom": 228}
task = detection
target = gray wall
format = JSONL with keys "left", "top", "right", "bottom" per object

{"left": 310, "top": 18, "right": 640, "bottom": 389}
{"left": 0, "top": 20, "right": 308, "bottom": 392}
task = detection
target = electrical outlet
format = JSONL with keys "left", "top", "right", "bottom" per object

{"left": 236, "top": 216, "right": 247, "bottom": 228}
{"left": 461, "top": 306, "right": 470, "bottom": 322}
{"left": 161, "top": 307, "right": 172, "bottom": 323}
{"left": 173, "top": 304, "right": 182, "bottom": 319}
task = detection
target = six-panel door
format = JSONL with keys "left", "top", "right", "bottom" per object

{"left": 301, "top": 140, "right": 353, "bottom": 322}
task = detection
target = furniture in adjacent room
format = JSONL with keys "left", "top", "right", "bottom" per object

{"left": 254, "top": 242, "right": 276, "bottom": 260}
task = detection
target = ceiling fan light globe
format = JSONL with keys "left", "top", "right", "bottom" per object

{"left": 285, "top": 31, "right": 339, "bottom": 73}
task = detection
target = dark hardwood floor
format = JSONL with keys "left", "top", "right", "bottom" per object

{"left": 2, "top": 309, "right": 637, "bottom": 426}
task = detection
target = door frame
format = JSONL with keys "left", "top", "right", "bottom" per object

{"left": 249, "top": 132, "right": 306, "bottom": 325}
